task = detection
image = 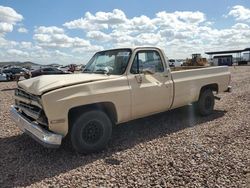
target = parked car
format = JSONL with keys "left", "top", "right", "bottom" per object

{"left": 169, "top": 59, "right": 183, "bottom": 67}
{"left": 58, "top": 66, "right": 70, "bottom": 72}
{"left": 2, "top": 67, "right": 28, "bottom": 81}
{"left": 26, "top": 67, "right": 71, "bottom": 78}
{"left": 11, "top": 47, "right": 231, "bottom": 153}
{"left": 0, "top": 71, "right": 7, "bottom": 81}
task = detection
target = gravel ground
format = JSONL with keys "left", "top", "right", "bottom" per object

{"left": 0, "top": 66, "right": 249, "bottom": 188}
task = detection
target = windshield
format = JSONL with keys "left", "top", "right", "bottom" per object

{"left": 83, "top": 49, "right": 131, "bottom": 75}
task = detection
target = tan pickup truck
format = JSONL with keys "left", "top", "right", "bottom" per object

{"left": 10, "top": 47, "right": 231, "bottom": 153}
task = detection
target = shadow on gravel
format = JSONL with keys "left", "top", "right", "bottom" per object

{"left": 0, "top": 105, "right": 226, "bottom": 187}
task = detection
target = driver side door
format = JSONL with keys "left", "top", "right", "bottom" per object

{"left": 127, "top": 49, "right": 173, "bottom": 119}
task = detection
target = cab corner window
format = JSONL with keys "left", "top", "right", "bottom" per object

{"left": 131, "top": 51, "right": 164, "bottom": 74}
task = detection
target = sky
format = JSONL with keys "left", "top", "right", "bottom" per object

{"left": 0, "top": 0, "right": 250, "bottom": 65}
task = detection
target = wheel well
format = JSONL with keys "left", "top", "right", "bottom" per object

{"left": 200, "top": 83, "right": 218, "bottom": 95}
{"left": 68, "top": 102, "right": 117, "bottom": 128}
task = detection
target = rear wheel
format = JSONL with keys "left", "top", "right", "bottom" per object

{"left": 197, "top": 89, "right": 215, "bottom": 116}
{"left": 70, "top": 110, "right": 112, "bottom": 154}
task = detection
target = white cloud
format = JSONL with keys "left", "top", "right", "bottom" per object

{"left": 7, "top": 49, "right": 29, "bottom": 57}
{"left": 175, "top": 11, "right": 206, "bottom": 23}
{"left": 35, "top": 26, "right": 64, "bottom": 34}
{"left": 1, "top": 7, "right": 250, "bottom": 64}
{"left": 20, "top": 41, "right": 33, "bottom": 49}
{"left": 0, "top": 37, "right": 18, "bottom": 48}
{"left": 0, "top": 22, "right": 13, "bottom": 33}
{"left": 33, "top": 33, "right": 91, "bottom": 48}
{"left": 64, "top": 17, "right": 108, "bottom": 31}
{"left": 134, "top": 33, "right": 162, "bottom": 46}
{"left": 53, "top": 50, "right": 73, "bottom": 57}
{"left": 129, "top": 15, "right": 157, "bottom": 32}
{"left": 154, "top": 11, "right": 205, "bottom": 31}
{"left": 64, "top": 9, "right": 205, "bottom": 34}
{"left": 64, "top": 9, "right": 127, "bottom": 31}
{"left": 18, "top": 27, "right": 28, "bottom": 33}
{"left": 28, "top": 25, "right": 104, "bottom": 63}
{"left": 63, "top": 9, "right": 209, "bottom": 53}
{"left": 86, "top": 31, "right": 112, "bottom": 41}
{"left": 90, "top": 9, "right": 126, "bottom": 24}
{"left": 232, "top": 23, "right": 249, "bottom": 29}
{"left": 0, "top": 6, "right": 23, "bottom": 24}
{"left": 228, "top": 5, "right": 250, "bottom": 22}
{"left": 34, "top": 26, "right": 91, "bottom": 48}
{"left": 0, "top": 6, "right": 23, "bottom": 34}
{"left": 72, "top": 45, "right": 104, "bottom": 53}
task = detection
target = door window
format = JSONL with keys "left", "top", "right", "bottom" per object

{"left": 131, "top": 51, "right": 164, "bottom": 74}
{"left": 43, "top": 68, "right": 53, "bottom": 72}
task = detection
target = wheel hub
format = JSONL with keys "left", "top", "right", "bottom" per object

{"left": 82, "top": 121, "right": 103, "bottom": 144}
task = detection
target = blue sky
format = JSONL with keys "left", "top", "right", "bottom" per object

{"left": 0, "top": 0, "right": 250, "bottom": 64}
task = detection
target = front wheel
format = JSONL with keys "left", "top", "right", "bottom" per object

{"left": 197, "top": 89, "right": 215, "bottom": 116}
{"left": 70, "top": 110, "right": 112, "bottom": 154}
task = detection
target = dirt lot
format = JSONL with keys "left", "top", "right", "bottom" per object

{"left": 0, "top": 67, "right": 249, "bottom": 187}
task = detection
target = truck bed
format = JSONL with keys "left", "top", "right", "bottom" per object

{"left": 170, "top": 66, "right": 230, "bottom": 109}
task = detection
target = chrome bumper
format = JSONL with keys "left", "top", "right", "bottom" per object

{"left": 10, "top": 105, "right": 62, "bottom": 148}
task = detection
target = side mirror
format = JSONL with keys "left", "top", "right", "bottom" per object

{"left": 163, "top": 68, "right": 170, "bottom": 77}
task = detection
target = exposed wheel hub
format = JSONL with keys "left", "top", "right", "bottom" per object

{"left": 82, "top": 121, "right": 103, "bottom": 144}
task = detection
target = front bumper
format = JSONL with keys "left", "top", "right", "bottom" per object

{"left": 10, "top": 105, "right": 62, "bottom": 148}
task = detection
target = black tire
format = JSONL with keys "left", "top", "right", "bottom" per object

{"left": 6, "top": 74, "right": 10, "bottom": 81}
{"left": 10, "top": 74, "right": 15, "bottom": 81}
{"left": 70, "top": 110, "right": 112, "bottom": 154}
{"left": 197, "top": 89, "right": 215, "bottom": 116}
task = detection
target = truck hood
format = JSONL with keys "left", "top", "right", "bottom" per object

{"left": 18, "top": 74, "right": 120, "bottom": 95}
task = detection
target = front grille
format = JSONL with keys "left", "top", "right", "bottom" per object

{"left": 15, "top": 88, "right": 40, "bottom": 102}
{"left": 15, "top": 88, "right": 48, "bottom": 126}
{"left": 18, "top": 101, "right": 41, "bottom": 115}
